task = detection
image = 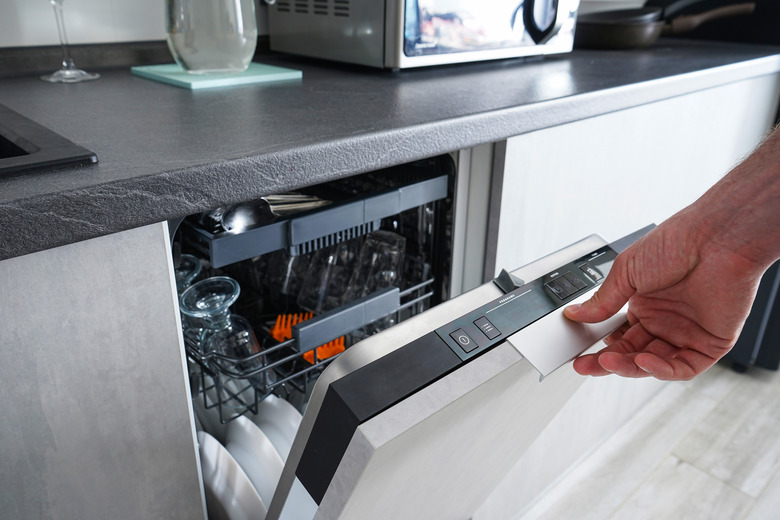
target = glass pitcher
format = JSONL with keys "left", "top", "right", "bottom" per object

{"left": 165, "top": 0, "right": 258, "bottom": 73}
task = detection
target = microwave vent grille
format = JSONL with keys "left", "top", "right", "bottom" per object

{"left": 273, "top": 0, "right": 350, "bottom": 17}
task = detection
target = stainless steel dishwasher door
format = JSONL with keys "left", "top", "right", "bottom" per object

{"left": 268, "top": 227, "right": 651, "bottom": 520}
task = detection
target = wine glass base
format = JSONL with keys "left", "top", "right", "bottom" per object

{"left": 41, "top": 68, "right": 100, "bottom": 83}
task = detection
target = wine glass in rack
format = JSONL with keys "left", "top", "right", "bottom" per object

{"left": 41, "top": 0, "right": 100, "bottom": 83}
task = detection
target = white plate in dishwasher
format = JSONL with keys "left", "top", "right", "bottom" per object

{"left": 226, "top": 415, "right": 285, "bottom": 507}
{"left": 198, "top": 431, "right": 268, "bottom": 520}
{"left": 193, "top": 384, "right": 228, "bottom": 444}
{"left": 253, "top": 394, "right": 302, "bottom": 462}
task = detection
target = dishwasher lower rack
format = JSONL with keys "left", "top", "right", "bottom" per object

{"left": 186, "top": 279, "right": 435, "bottom": 424}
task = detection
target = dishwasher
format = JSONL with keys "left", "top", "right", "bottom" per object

{"left": 173, "top": 153, "right": 652, "bottom": 520}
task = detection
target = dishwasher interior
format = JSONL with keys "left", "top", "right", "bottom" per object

{"left": 175, "top": 155, "right": 454, "bottom": 423}
{"left": 171, "top": 154, "right": 456, "bottom": 517}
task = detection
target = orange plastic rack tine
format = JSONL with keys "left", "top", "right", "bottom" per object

{"left": 302, "top": 336, "right": 346, "bottom": 364}
{"left": 271, "top": 312, "right": 318, "bottom": 343}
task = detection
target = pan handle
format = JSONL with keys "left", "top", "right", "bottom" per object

{"left": 524, "top": 0, "right": 569, "bottom": 44}
{"left": 663, "top": 2, "right": 755, "bottom": 34}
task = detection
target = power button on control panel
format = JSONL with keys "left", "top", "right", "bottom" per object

{"left": 450, "top": 328, "right": 478, "bottom": 353}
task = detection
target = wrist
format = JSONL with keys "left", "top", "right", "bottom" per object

{"left": 689, "top": 128, "right": 780, "bottom": 270}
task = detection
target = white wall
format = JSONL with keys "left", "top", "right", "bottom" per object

{"left": 0, "top": 0, "right": 269, "bottom": 48}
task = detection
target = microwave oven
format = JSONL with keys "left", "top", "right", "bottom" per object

{"left": 267, "top": 0, "right": 581, "bottom": 69}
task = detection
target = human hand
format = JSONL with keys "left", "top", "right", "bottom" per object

{"left": 564, "top": 213, "right": 765, "bottom": 380}
{"left": 565, "top": 127, "right": 780, "bottom": 381}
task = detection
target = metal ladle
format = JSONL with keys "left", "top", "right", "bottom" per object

{"left": 221, "top": 195, "right": 331, "bottom": 233}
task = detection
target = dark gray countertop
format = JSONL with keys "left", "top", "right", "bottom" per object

{"left": 1, "top": 39, "right": 779, "bottom": 261}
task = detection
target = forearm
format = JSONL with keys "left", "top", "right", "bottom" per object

{"left": 685, "top": 126, "right": 780, "bottom": 271}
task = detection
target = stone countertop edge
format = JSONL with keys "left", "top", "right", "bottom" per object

{"left": 1, "top": 43, "right": 780, "bottom": 261}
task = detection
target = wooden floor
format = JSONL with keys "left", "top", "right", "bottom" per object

{"left": 517, "top": 362, "right": 780, "bottom": 520}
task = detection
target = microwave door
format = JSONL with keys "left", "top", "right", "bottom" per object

{"left": 268, "top": 228, "right": 652, "bottom": 520}
{"left": 405, "top": 0, "right": 536, "bottom": 56}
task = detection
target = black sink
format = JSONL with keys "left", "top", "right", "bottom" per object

{"left": 0, "top": 103, "right": 97, "bottom": 176}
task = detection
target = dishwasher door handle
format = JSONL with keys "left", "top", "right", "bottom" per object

{"left": 506, "top": 292, "right": 627, "bottom": 381}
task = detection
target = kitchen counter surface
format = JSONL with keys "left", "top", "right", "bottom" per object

{"left": 1, "top": 39, "right": 779, "bottom": 261}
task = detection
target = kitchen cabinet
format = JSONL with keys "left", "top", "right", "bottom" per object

{"left": 492, "top": 73, "right": 780, "bottom": 271}
{"left": 0, "top": 223, "right": 205, "bottom": 519}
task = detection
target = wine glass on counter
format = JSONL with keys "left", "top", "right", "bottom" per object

{"left": 41, "top": 0, "right": 100, "bottom": 83}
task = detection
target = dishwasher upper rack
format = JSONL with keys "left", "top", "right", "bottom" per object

{"left": 186, "top": 277, "right": 436, "bottom": 423}
{"left": 182, "top": 164, "right": 451, "bottom": 269}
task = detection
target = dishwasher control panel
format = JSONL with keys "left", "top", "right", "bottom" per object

{"left": 436, "top": 245, "right": 618, "bottom": 361}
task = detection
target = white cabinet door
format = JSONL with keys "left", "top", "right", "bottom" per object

{"left": 0, "top": 223, "right": 205, "bottom": 520}
{"left": 493, "top": 73, "right": 780, "bottom": 274}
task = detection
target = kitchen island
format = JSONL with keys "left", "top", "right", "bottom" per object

{"left": 1, "top": 39, "right": 779, "bottom": 520}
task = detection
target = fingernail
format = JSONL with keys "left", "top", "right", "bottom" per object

{"left": 566, "top": 303, "right": 581, "bottom": 313}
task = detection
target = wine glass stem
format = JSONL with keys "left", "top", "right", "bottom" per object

{"left": 50, "top": 0, "right": 75, "bottom": 70}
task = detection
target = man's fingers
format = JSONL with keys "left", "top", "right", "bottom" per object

{"left": 573, "top": 327, "right": 649, "bottom": 377}
{"left": 597, "top": 352, "right": 653, "bottom": 378}
{"left": 572, "top": 353, "right": 612, "bottom": 376}
{"left": 573, "top": 351, "right": 652, "bottom": 378}
{"left": 564, "top": 253, "right": 636, "bottom": 324}
{"left": 577, "top": 346, "right": 718, "bottom": 381}
{"left": 635, "top": 347, "right": 719, "bottom": 381}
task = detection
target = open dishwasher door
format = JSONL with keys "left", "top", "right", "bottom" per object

{"left": 267, "top": 227, "right": 654, "bottom": 520}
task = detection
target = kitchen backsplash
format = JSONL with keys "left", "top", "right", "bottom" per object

{"left": 1, "top": 0, "right": 270, "bottom": 48}
{"left": 2, "top": 1, "right": 640, "bottom": 48}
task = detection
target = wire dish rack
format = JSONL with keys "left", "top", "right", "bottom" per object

{"left": 180, "top": 156, "right": 454, "bottom": 423}
{"left": 186, "top": 278, "right": 435, "bottom": 423}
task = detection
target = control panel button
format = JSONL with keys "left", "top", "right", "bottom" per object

{"left": 555, "top": 275, "right": 578, "bottom": 295}
{"left": 546, "top": 271, "right": 588, "bottom": 300}
{"left": 474, "top": 316, "right": 500, "bottom": 340}
{"left": 450, "top": 328, "right": 478, "bottom": 353}
{"left": 579, "top": 264, "right": 603, "bottom": 281}
{"left": 563, "top": 272, "right": 587, "bottom": 290}
{"left": 545, "top": 279, "right": 568, "bottom": 299}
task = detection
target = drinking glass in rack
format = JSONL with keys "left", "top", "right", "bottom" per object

{"left": 41, "top": 0, "right": 100, "bottom": 83}
{"left": 175, "top": 254, "right": 202, "bottom": 295}
{"left": 179, "top": 276, "right": 275, "bottom": 384}
{"left": 180, "top": 277, "right": 255, "bottom": 357}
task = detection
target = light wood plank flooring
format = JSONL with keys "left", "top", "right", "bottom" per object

{"left": 517, "top": 362, "right": 780, "bottom": 520}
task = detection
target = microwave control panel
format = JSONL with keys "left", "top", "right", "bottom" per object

{"left": 435, "top": 245, "right": 618, "bottom": 362}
